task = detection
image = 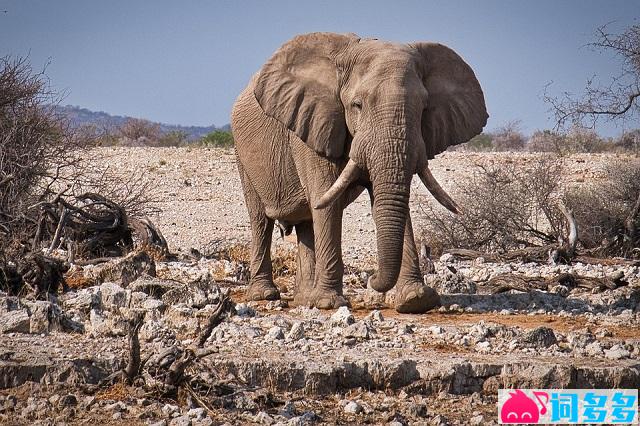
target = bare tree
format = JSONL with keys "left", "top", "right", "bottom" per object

{"left": 491, "top": 120, "right": 526, "bottom": 151}
{"left": 118, "top": 117, "right": 161, "bottom": 145}
{"left": 546, "top": 22, "right": 640, "bottom": 129}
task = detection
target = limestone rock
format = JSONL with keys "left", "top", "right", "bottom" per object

{"left": 0, "top": 309, "right": 30, "bottom": 333}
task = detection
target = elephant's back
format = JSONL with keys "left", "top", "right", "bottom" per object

{"left": 232, "top": 77, "right": 310, "bottom": 222}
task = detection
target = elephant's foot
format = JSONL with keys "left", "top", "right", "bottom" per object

{"left": 294, "top": 287, "right": 349, "bottom": 309}
{"left": 246, "top": 279, "right": 280, "bottom": 301}
{"left": 394, "top": 280, "right": 440, "bottom": 314}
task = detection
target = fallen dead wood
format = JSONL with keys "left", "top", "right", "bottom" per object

{"left": 483, "top": 271, "right": 628, "bottom": 295}
{"left": 1, "top": 192, "right": 168, "bottom": 298}
{"left": 97, "top": 293, "right": 238, "bottom": 412}
{"left": 444, "top": 248, "right": 640, "bottom": 267}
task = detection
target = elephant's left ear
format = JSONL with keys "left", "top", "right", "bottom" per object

{"left": 411, "top": 42, "right": 489, "bottom": 159}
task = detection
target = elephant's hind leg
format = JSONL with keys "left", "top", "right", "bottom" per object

{"left": 238, "top": 165, "right": 280, "bottom": 301}
{"left": 394, "top": 215, "right": 440, "bottom": 313}
{"left": 292, "top": 221, "right": 315, "bottom": 306}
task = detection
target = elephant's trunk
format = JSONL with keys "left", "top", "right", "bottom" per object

{"left": 367, "top": 141, "right": 412, "bottom": 293}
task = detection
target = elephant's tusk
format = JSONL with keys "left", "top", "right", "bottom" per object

{"left": 418, "top": 165, "right": 461, "bottom": 214}
{"left": 314, "top": 159, "right": 361, "bottom": 209}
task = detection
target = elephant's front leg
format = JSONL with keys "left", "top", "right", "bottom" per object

{"left": 305, "top": 201, "right": 348, "bottom": 308}
{"left": 393, "top": 214, "right": 441, "bottom": 313}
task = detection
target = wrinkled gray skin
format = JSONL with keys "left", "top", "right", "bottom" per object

{"left": 231, "top": 33, "right": 487, "bottom": 313}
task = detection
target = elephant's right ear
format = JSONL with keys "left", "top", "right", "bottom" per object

{"left": 254, "top": 33, "right": 358, "bottom": 158}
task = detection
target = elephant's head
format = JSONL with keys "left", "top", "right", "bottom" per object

{"left": 254, "top": 32, "right": 488, "bottom": 292}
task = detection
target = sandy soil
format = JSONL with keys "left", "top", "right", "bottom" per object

{"left": 98, "top": 147, "right": 628, "bottom": 268}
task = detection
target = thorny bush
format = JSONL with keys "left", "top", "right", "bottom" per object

{"left": 419, "top": 157, "right": 566, "bottom": 255}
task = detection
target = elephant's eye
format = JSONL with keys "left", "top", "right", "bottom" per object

{"left": 351, "top": 100, "right": 362, "bottom": 110}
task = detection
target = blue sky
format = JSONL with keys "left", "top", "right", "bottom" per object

{"left": 1, "top": 1, "right": 637, "bottom": 136}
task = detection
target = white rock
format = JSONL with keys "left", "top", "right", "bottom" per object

{"left": 343, "top": 321, "right": 373, "bottom": 339}
{"left": 330, "top": 306, "right": 354, "bottom": 327}
{"left": 235, "top": 303, "right": 256, "bottom": 317}
{"left": 28, "top": 301, "right": 55, "bottom": 334}
{"left": 267, "top": 326, "right": 285, "bottom": 340}
{"left": 475, "top": 341, "right": 491, "bottom": 352}
{"left": 585, "top": 341, "right": 604, "bottom": 356}
{"left": 439, "top": 253, "right": 454, "bottom": 263}
{"left": 343, "top": 400, "right": 362, "bottom": 414}
{"left": 605, "top": 344, "right": 630, "bottom": 360}
{"left": 428, "top": 325, "right": 444, "bottom": 335}
{"left": 253, "top": 411, "right": 273, "bottom": 424}
{"left": 369, "top": 310, "right": 384, "bottom": 322}
{"left": 169, "top": 416, "right": 191, "bottom": 426}
{"left": 187, "top": 407, "right": 205, "bottom": 420}
{"left": 286, "top": 322, "right": 305, "bottom": 341}
{"left": 63, "top": 288, "right": 100, "bottom": 313}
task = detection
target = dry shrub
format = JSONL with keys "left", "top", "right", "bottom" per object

{"left": 420, "top": 157, "right": 565, "bottom": 254}
{"left": 207, "top": 242, "right": 296, "bottom": 282}
{"left": 272, "top": 246, "right": 297, "bottom": 278}
{"left": 0, "top": 56, "right": 90, "bottom": 250}
{"left": 564, "top": 160, "right": 640, "bottom": 257}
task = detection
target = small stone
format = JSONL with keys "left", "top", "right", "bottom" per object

{"left": 469, "top": 414, "right": 484, "bottom": 425}
{"left": 428, "top": 325, "right": 444, "bottom": 335}
{"left": 253, "top": 411, "right": 273, "bottom": 424}
{"left": 398, "top": 324, "right": 414, "bottom": 335}
{"left": 48, "top": 394, "right": 60, "bottom": 406}
{"left": 406, "top": 402, "right": 427, "bottom": 418}
{"left": 235, "top": 303, "right": 256, "bottom": 317}
{"left": 567, "top": 331, "right": 595, "bottom": 349}
{"left": 286, "top": 322, "right": 305, "bottom": 341}
{"left": 58, "top": 394, "right": 77, "bottom": 407}
{"left": 343, "top": 400, "right": 363, "bottom": 414}
{"left": 267, "top": 325, "right": 285, "bottom": 340}
{"left": 169, "top": 416, "right": 192, "bottom": 426}
{"left": 475, "top": 341, "right": 491, "bottom": 352}
{"left": 585, "top": 341, "right": 604, "bottom": 356}
{"left": 439, "top": 253, "right": 454, "bottom": 263}
{"left": 162, "top": 403, "right": 180, "bottom": 416}
{"left": 265, "top": 299, "right": 288, "bottom": 310}
{"left": 105, "top": 401, "right": 127, "bottom": 412}
{"left": 344, "top": 321, "right": 373, "bottom": 339}
{"left": 4, "top": 395, "right": 16, "bottom": 411}
{"left": 188, "top": 407, "right": 205, "bottom": 420}
{"left": 330, "top": 306, "right": 354, "bottom": 326}
{"left": 150, "top": 421, "right": 167, "bottom": 426}
{"left": 368, "top": 310, "right": 384, "bottom": 322}
{"left": 279, "top": 400, "right": 296, "bottom": 418}
{"left": 518, "top": 327, "right": 557, "bottom": 348}
{"left": 112, "top": 412, "right": 123, "bottom": 420}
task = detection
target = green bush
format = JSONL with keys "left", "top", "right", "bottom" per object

{"left": 200, "top": 130, "right": 234, "bottom": 148}
{"left": 157, "top": 130, "right": 188, "bottom": 147}
{"left": 463, "top": 133, "right": 493, "bottom": 152}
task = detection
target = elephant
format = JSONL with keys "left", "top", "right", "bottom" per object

{"left": 231, "top": 32, "right": 487, "bottom": 313}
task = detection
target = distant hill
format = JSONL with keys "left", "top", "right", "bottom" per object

{"left": 55, "top": 105, "right": 230, "bottom": 140}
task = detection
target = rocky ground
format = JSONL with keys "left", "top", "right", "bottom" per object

{"left": 1, "top": 148, "right": 639, "bottom": 425}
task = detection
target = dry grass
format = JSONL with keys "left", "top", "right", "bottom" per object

{"left": 64, "top": 270, "right": 96, "bottom": 290}
{"left": 94, "top": 381, "right": 132, "bottom": 401}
